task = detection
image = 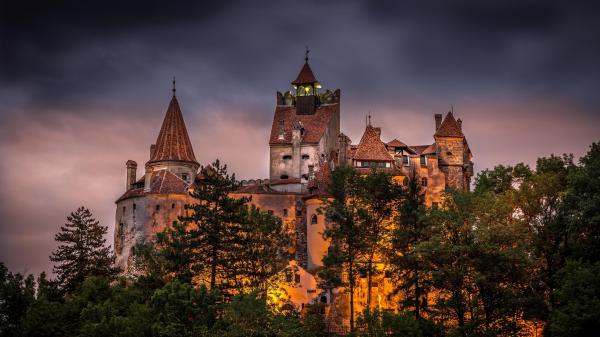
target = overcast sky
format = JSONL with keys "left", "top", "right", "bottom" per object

{"left": 1, "top": 0, "right": 599, "bottom": 276}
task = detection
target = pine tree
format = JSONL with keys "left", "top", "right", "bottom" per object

{"left": 354, "top": 169, "right": 400, "bottom": 312}
{"left": 388, "top": 171, "right": 431, "bottom": 321}
{"left": 158, "top": 159, "right": 292, "bottom": 296}
{"left": 320, "top": 165, "right": 368, "bottom": 332}
{"left": 50, "top": 207, "right": 116, "bottom": 293}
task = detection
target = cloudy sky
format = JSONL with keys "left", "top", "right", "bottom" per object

{"left": 1, "top": 0, "right": 599, "bottom": 276}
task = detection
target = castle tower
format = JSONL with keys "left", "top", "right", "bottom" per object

{"left": 144, "top": 83, "right": 199, "bottom": 189}
{"left": 433, "top": 111, "right": 473, "bottom": 191}
{"left": 115, "top": 83, "right": 199, "bottom": 273}
{"left": 269, "top": 51, "right": 340, "bottom": 193}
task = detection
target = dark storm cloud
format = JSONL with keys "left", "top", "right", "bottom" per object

{"left": 357, "top": 0, "right": 600, "bottom": 107}
{"left": 1, "top": 0, "right": 599, "bottom": 276}
{"left": 3, "top": 0, "right": 600, "bottom": 113}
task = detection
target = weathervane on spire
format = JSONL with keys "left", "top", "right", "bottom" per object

{"left": 172, "top": 77, "right": 176, "bottom": 96}
{"left": 305, "top": 45, "right": 310, "bottom": 63}
{"left": 368, "top": 111, "right": 372, "bottom": 126}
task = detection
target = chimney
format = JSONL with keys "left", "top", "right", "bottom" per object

{"left": 457, "top": 118, "right": 462, "bottom": 130}
{"left": 126, "top": 160, "right": 137, "bottom": 191}
{"left": 435, "top": 114, "right": 442, "bottom": 130}
{"left": 150, "top": 144, "right": 156, "bottom": 159}
{"left": 144, "top": 165, "right": 152, "bottom": 192}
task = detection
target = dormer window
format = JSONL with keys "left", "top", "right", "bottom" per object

{"left": 395, "top": 148, "right": 402, "bottom": 154}
{"left": 283, "top": 155, "right": 292, "bottom": 160}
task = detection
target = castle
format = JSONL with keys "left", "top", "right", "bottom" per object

{"left": 114, "top": 55, "right": 474, "bottom": 309}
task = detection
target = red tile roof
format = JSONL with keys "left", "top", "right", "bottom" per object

{"left": 387, "top": 139, "right": 408, "bottom": 148}
{"left": 269, "top": 103, "right": 339, "bottom": 145}
{"left": 292, "top": 62, "right": 317, "bottom": 85}
{"left": 410, "top": 145, "right": 429, "bottom": 154}
{"left": 422, "top": 143, "right": 437, "bottom": 154}
{"left": 434, "top": 112, "right": 464, "bottom": 138}
{"left": 234, "top": 184, "right": 279, "bottom": 194}
{"left": 148, "top": 95, "right": 198, "bottom": 164}
{"left": 116, "top": 169, "right": 189, "bottom": 202}
{"left": 269, "top": 178, "right": 302, "bottom": 185}
{"left": 352, "top": 125, "right": 394, "bottom": 161}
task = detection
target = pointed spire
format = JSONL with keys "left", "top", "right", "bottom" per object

{"left": 353, "top": 125, "right": 393, "bottom": 162}
{"left": 292, "top": 48, "right": 318, "bottom": 85}
{"left": 434, "top": 111, "right": 465, "bottom": 138}
{"left": 148, "top": 90, "right": 198, "bottom": 164}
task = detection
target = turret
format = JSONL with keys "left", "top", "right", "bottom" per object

{"left": 145, "top": 79, "right": 199, "bottom": 188}
{"left": 434, "top": 111, "right": 472, "bottom": 190}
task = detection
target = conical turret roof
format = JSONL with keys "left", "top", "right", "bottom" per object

{"left": 434, "top": 112, "right": 464, "bottom": 138}
{"left": 353, "top": 125, "right": 394, "bottom": 161}
{"left": 148, "top": 95, "right": 198, "bottom": 164}
{"left": 292, "top": 62, "right": 318, "bottom": 85}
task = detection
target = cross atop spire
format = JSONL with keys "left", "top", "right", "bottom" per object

{"left": 305, "top": 45, "right": 310, "bottom": 63}
{"left": 172, "top": 77, "right": 176, "bottom": 96}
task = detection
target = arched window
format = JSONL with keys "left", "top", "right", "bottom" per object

{"left": 311, "top": 214, "right": 318, "bottom": 225}
{"left": 280, "top": 174, "right": 289, "bottom": 179}
{"left": 155, "top": 204, "right": 160, "bottom": 211}
{"left": 283, "top": 155, "right": 292, "bottom": 160}
{"left": 171, "top": 203, "right": 175, "bottom": 209}
{"left": 421, "top": 178, "right": 428, "bottom": 186}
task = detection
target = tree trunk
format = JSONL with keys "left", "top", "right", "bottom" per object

{"left": 415, "top": 263, "right": 421, "bottom": 320}
{"left": 210, "top": 245, "right": 217, "bottom": 290}
{"left": 349, "top": 257, "right": 355, "bottom": 332}
{"left": 366, "top": 259, "right": 372, "bottom": 312}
